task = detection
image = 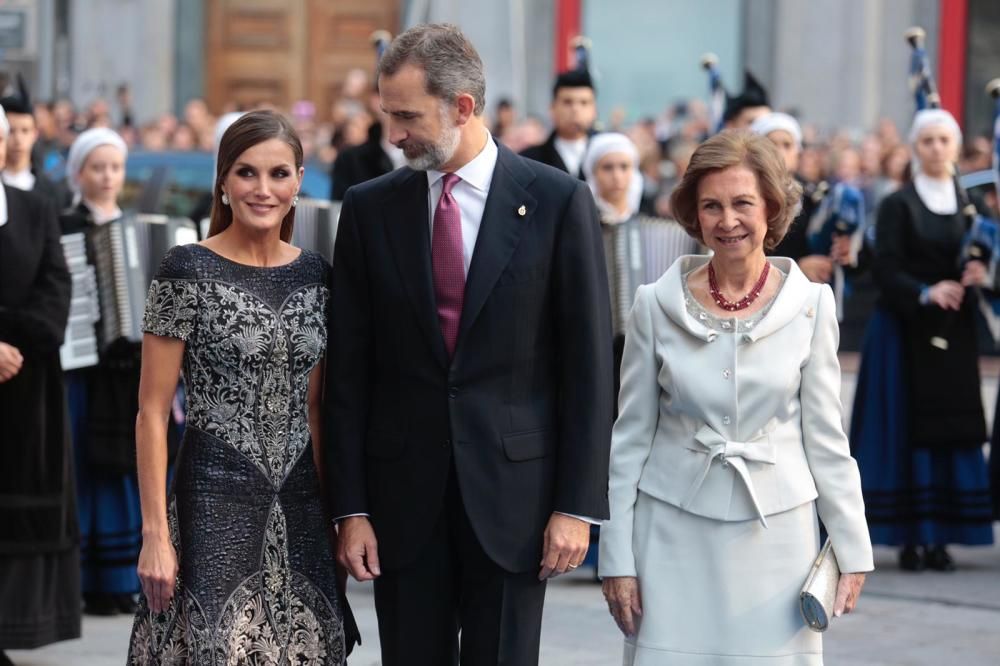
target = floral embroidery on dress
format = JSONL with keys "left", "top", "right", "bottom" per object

{"left": 127, "top": 246, "right": 344, "bottom": 665}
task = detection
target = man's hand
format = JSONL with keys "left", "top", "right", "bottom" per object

{"left": 798, "top": 255, "right": 834, "bottom": 283}
{"left": 602, "top": 576, "right": 642, "bottom": 636}
{"left": 336, "top": 516, "right": 381, "bottom": 582}
{"left": 538, "top": 513, "right": 590, "bottom": 580}
{"left": 0, "top": 342, "right": 23, "bottom": 383}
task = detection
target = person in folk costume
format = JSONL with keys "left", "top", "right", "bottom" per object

{"left": 59, "top": 128, "right": 144, "bottom": 614}
{"left": 751, "top": 113, "right": 839, "bottom": 281}
{"left": 520, "top": 37, "right": 598, "bottom": 180}
{"left": 850, "top": 109, "right": 996, "bottom": 571}
{"left": 0, "top": 76, "right": 66, "bottom": 206}
{"left": 584, "top": 132, "right": 701, "bottom": 399}
{"left": 722, "top": 71, "right": 771, "bottom": 130}
{"left": 0, "top": 106, "right": 78, "bottom": 665}
{"left": 752, "top": 112, "right": 870, "bottom": 330}
{"left": 331, "top": 30, "right": 406, "bottom": 201}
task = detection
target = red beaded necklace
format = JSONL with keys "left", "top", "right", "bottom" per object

{"left": 708, "top": 261, "right": 770, "bottom": 312}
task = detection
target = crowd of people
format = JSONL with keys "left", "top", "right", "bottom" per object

{"left": 0, "top": 20, "right": 998, "bottom": 666}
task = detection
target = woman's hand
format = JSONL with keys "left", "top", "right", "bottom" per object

{"left": 928, "top": 280, "right": 965, "bottom": 310}
{"left": 833, "top": 572, "right": 866, "bottom": 617}
{"left": 961, "top": 260, "right": 989, "bottom": 289}
{"left": 602, "top": 576, "right": 642, "bottom": 637}
{"left": 137, "top": 531, "right": 178, "bottom": 613}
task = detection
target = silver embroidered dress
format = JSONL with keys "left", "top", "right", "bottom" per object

{"left": 127, "top": 244, "right": 344, "bottom": 665}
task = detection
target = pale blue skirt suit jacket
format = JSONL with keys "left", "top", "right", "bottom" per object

{"left": 600, "top": 255, "right": 873, "bottom": 665}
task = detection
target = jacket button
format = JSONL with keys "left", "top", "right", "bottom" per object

{"left": 448, "top": 387, "right": 459, "bottom": 399}
{"left": 443, "top": 438, "right": 451, "bottom": 449}
{"left": 722, "top": 369, "right": 731, "bottom": 380}
{"left": 723, "top": 415, "right": 731, "bottom": 425}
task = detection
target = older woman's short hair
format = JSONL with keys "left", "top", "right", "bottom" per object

{"left": 669, "top": 130, "right": 802, "bottom": 251}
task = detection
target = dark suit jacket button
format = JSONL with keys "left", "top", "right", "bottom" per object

{"left": 448, "top": 387, "right": 459, "bottom": 399}
{"left": 443, "top": 439, "right": 451, "bottom": 449}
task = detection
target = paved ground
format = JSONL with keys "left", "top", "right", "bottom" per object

{"left": 9, "top": 533, "right": 1000, "bottom": 665}
{"left": 8, "top": 365, "right": 1000, "bottom": 665}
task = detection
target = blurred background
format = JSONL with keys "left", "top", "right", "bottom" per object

{"left": 2, "top": 1, "right": 999, "bottom": 664}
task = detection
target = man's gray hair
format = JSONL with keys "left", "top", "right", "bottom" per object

{"left": 378, "top": 23, "right": 486, "bottom": 116}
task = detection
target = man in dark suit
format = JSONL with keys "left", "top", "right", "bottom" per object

{"left": 326, "top": 23, "right": 613, "bottom": 666}
{"left": 519, "top": 68, "right": 597, "bottom": 180}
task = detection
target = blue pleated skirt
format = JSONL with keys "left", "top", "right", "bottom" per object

{"left": 849, "top": 309, "right": 994, "bottom": 546}
{"left": 66, "top": 371, "right": 142, "bottom": 595}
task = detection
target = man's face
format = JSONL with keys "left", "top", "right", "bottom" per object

{"left": 727, "top": 105, "right": 771, "bottom": 130}
{"left": 6, "top": 113, "right": 38, "bottom": 168}
{"left": 379, "top": 63, "right": 460, "bottom": 171}
{"left": 550, "top": 86, "right": 596, "bottom": 139}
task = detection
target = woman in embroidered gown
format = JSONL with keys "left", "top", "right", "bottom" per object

{"left": 128, "top": 111, "right": 350, "bottom": 664}
{"left": 850, "top": 109, "right": 995, "bottom": 571}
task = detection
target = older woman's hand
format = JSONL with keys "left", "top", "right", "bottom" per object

{"left": 602, "top": 576, "right": 642, "bottom": 637}
{"left": 833, "top": 572, "right": 866, "bottom": 617}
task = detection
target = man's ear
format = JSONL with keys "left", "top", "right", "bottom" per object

{"left": 455, "top": 94, "right": 476, "bottom": 125}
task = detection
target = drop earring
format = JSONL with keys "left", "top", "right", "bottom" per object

{"left": 221, "top": 192, "right": 230, "bottom": 205}
{"left": 292, "top": 195, "right": 299, "bottom": 208}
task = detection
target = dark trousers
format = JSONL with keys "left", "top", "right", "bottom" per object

{"left": 373, "top": 466, "right": 547, "bottom": 665}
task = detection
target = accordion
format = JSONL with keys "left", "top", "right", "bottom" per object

{"left": 603, "top": 214, "right": 700, "bottom": 336}
{"left": 290, "top": 198, "right": 341, "bottom": 264}
{"left": 59, "top": 214, "right": 198, "bottom": 370}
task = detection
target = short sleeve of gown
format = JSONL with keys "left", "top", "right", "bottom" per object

{"left": 143, "top": 244, "right": 199, "bottom": 340}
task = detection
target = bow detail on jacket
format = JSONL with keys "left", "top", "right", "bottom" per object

{"left": 681, "top": 424, "right": 777, "bottom": 527}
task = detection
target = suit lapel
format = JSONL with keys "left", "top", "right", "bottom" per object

{"left": 384, "top": 169, "right": 450, "bottom": 368}
{"left": 457, "top": 146, "right": 537, "bottom": 350}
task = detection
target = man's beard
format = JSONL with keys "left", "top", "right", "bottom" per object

{"left": 401, "top": 123, "right": 461, "bottom": 171}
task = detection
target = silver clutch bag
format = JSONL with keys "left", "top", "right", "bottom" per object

{"left": 799, "top": 539, "right": 840, "bottom": 632}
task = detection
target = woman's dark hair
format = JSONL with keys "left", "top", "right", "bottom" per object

{"left": 207, "top": 110, "right": 304, "bottom": 242}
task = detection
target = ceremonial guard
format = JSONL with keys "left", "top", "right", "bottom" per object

{"left": 520, "top": 37, "right": 597, "bottom": 179}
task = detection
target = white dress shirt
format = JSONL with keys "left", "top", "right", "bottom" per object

{"left": 554, "top": 136, "right": 587, "bottom": 177}
{"left": 426, "top": 129, "right": 497, "bottom": 276}
{"left": 913, "top": 172, "right": 958, "bottom": 215}
{"left": 0, "top": 185, "right": 8, "bottom": 228}
{"left": 2, "top": 169, "right": 35, "bottom": 192}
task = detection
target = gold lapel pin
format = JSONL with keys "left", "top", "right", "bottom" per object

{"left": 517, "top": 204, "right": 527, "bottom": 217}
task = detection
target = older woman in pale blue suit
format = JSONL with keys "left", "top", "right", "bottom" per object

{"left": 600, "top": 130, "right": 873, "bottom": 665}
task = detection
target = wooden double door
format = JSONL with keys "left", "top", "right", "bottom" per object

{"left": 205, "top": 0, "right": 399, "bottom": 120}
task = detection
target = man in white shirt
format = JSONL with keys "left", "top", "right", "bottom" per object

{"left": 519, "top": 67, "right": 597, "bottom": 180}
{"left": 326, "top": 23, "right": 613, "bottom": 666}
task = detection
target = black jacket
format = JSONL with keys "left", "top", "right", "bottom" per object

{"left": 330, "top": 123, "right": 395, "bottom": 201}
{"left": 325, "top": 143, "right": 614, "bottom": 572}
{"left": 519, "top": 130, "right": 590, "bottom": 181}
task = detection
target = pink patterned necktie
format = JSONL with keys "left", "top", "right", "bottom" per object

{"left": 431, "top": 173, "right": 465, "bottom": 358}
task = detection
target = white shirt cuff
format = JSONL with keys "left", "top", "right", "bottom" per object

{"left": 556, "top": 511, "right": 601, "bottom": 526}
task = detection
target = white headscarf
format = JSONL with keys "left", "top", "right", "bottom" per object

{"left": 749, "top": 111, "right": 802, "bottom": 149}
{"left": 908, "top": 108, "right": 962, "bottom": 213}
{"left": 65, "top": 128, "right": 128, "bottom": 203}
{"left": 582, "top": 133, "right": 643, "bottom": 222}
{"left": 213, "top": 111, "right": 246, "bottom": 186}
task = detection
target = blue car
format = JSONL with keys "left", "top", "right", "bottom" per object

{"left": 121, "top": 150, "right": 332, "bottom": 221}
